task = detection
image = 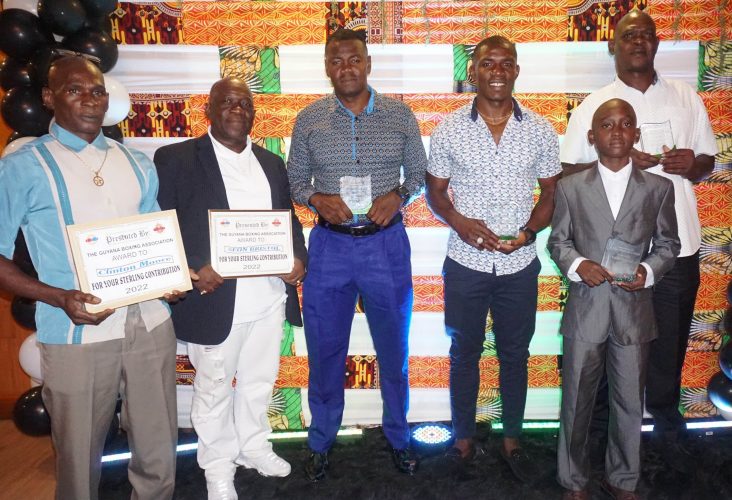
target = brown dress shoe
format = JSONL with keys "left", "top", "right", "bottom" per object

{"left": 600, "top": 478, "right": 640, "bottom": 500}
{"left": 561, "top": 488, "right": 589, "bottom": 500}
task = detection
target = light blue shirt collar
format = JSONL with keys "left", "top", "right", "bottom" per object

{"left": 49, "top": 120, "right": 110, "bottom": 153}
{"left": 335, "top": 85, "right": 376, "bottom": 116}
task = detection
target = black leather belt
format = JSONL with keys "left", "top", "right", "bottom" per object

{"left": 318, "top": 214, "right": 402, "bottom": 237}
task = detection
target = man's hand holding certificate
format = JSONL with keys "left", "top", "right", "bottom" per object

{"left": 66, "top": 210, "right": 192, "bottom": 313}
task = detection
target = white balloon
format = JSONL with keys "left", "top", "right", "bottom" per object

{"left": 103, "top": 75, "right": 131, "bottom": 127}
{"left": 718, "top": 407, "right": 732, "bottom": 421}
{"left": 1, "top": 136, "right": 37, "bottom": 158}
{"left": 3, "top": 0, "right": 38, "bottom": 16}
{"left": 18, "top": 333, "right": 42, "bottom": 382}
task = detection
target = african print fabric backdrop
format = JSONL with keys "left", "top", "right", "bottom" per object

{"left": 107, "top": 0, "right": 731, "bottom": 429}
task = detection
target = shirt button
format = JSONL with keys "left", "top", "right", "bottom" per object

{"left": 356, "top": 160, "right": 360, "bottom": 164}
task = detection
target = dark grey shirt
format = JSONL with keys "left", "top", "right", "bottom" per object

{"left": 287, "top": 89, "right": 427, "bottom": 210}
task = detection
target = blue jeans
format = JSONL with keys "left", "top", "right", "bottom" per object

{"left": 443, "top": 256, "right": 540, "bottom": 439}
{"left": 303, "top": 223, "right": 413, "bottom": 452}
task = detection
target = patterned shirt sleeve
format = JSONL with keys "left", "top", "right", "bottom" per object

{"left": 536, "top": 118, "right": 562, "bottom": 179}
{"left": 427, "top": 120, "right": 452, "bottom": 179}
{"left": 400, "top": 103, "right": 428, "bottom": 200}
{"left": 287, "top": 110, "right": 317, "bottom": 206}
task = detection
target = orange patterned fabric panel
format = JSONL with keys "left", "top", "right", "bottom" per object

{"left": 695, "top": 273, "right": 732, "bottom": 311}
{"left": 182, "top": 1, "right": 327, "bottom": 46}
{"left": 252, "top": 95, "right": 322, "bottom": 137}
{"left": 412, "top": 275, "right": 564, "bottom": 312}
{"left": 695, "top": 182, "right": 732, "bottom": 228}
{"left": 178, "top": 351, "right": 719, "bottom": 389}
{"left": 646, "top": 0, "right": 732, "bottom": 41}
{"left": 701, "top": 91, "right": 732, "bottom": 134}
{"left": 401, "top": 1, "right": 566, "bottom": 44}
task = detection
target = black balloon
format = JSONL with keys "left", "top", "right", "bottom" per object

{"left": 38, "top": 0, "right": 87, "bottom": 38}
{"left": 1, "top": 86, "right": 52, "bottom": 137}
{"left": 0, "top": 9, "right": 53, "bottom": 61}
{"left": 85, "top": 15, "right": 113, "bottom": 34}
{"left": 11, "top": 296, "right": 37, "bottom": 331}
{"left": 81, "top": 0, "right": 118, "bottom": 19}
{"left": 12, "top": 386, "right": 51, "bottom": 437}
{"left": 62, "top": 29, "right": 118, "bottom": 73}
{"left": 6, "top": 131, "right": 28, "bottom": 145}
{"left": 708, "top": 371, "right": 732, "bottom": 413}
{"left": 102, "top": 125, "right": 123, "bottom": 144}
{"left": 0, "top": 58, "right": 37, "bottom": 91}
{"left": 29, "top": 44, "right": 59, "bottom": 87}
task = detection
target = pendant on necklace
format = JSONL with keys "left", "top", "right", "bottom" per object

{"left": 93, "top": 174, "right": 104, "bottom": 187}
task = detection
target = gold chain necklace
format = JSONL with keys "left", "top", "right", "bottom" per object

{"left": 477, "top": 103, "right": 514, "bottom": 126}
{"left": 50, "top": 132, "right": 109, "bottom": 186}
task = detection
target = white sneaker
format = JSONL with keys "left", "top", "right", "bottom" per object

{"left": 237, "top": 451, "right": 292, "bottom": 477}
{"left": 206, "top": 478, "right": 238, "bottom": 500}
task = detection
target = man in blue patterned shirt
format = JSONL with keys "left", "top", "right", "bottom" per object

{"left": 287, "top": 28, "right": 427, "bottom": 481}
{"left": 426, "top": 35, "right": 561, "bottom": 482}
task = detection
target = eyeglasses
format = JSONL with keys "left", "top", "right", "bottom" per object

{"left": 51, "top": 48, "right": 102, "bottom": 66}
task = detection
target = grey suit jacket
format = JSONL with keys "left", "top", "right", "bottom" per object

{"left": 547, "top": 166, "right": 680, "bottom": 345}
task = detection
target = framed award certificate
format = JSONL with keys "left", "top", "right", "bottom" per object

{"left": 66, "top": 210, "right": 192, "bottom": 313}
{"left": 209, "top": 210, "right": 294, "bottom": 278}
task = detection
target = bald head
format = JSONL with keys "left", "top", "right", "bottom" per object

{"left": 613, "top": 10, "right": 656, "bottom": 44}
{"left": 591, "top": 98, "right": 636, "bottom": 130}
{"left": 206, "top": 77, "right": 255, "bottom": 153}
{"left": 47, "top": 56, "right": 102, "bottom": 91}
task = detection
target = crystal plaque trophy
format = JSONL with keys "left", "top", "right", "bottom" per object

{"left": 487, "top": 201, "right": 519, "bottom": 241}
{"left": 601, "top": 237, "right": 644, "bottom": 283}
{"left": 639, "top": 121, "right": 675, "bottom": 157}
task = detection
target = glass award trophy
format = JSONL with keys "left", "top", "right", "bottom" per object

{"left": 601, "top": 237, "right": 644, "bottom": 283}
{"left": 639, "top": 121, "right": 675, "bottom": 157}
{"left": 487, "top": 201, "right": 519, "bottom": 241}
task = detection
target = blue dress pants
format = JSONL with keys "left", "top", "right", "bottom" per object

{"left": 443, "top": 256, "right": 540, "bottom": 439}
{"left": 303, "top": 223, "right": 413, "bottom": 453}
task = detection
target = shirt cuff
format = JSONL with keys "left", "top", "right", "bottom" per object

{"left": 567, "top": 257, "right": 587, "bottom": 282}
{"left": 641, "top": 262, "right": 655, "bottom": 288}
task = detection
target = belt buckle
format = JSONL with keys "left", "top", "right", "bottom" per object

{"left": 350, "top": 224, "right": 375, "bottom": 237}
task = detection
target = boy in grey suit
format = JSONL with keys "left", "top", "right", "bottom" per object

{"left": 548, "top": 99, "right": 680, "bottom": 500}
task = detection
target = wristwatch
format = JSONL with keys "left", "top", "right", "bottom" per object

{"left": 519, "top": 225, "right": 536, "bottom": 245}
{"left": 394, "top": 185, "right": 410, "bottom": 204}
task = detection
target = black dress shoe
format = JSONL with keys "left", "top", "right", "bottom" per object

{"left": 500, "top": 448, "right": 539, "bottom": 484}
{"left": 391, "top": 447, "right": 419, "bottom": 475}
{"left": 304, "top": 451, "right": 329, "bottom": 482}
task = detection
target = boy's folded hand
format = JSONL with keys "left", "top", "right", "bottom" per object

{"left": 616, "top": 265, "right": 647, "bottom": 292}
{"left": 576, "top": 260, "right": 612, "bottom": 287}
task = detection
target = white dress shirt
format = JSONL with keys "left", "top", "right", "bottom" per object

{"left": 209, "top": 129, "right": 286, "bottom": 323}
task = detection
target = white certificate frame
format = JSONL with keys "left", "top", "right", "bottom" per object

{"left": 209, "top": 209, "right": 294, "bottom": 278}
{"left": 66, "top": 210, "right": 192, "bottom": 313}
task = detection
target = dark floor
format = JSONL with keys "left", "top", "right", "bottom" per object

{"left": 99, "top": 422, "right": 732, "bottom": 499}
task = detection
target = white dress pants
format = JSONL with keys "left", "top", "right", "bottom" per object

{"left": 188, "top": 303, "right": 285, "bottom": 479}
